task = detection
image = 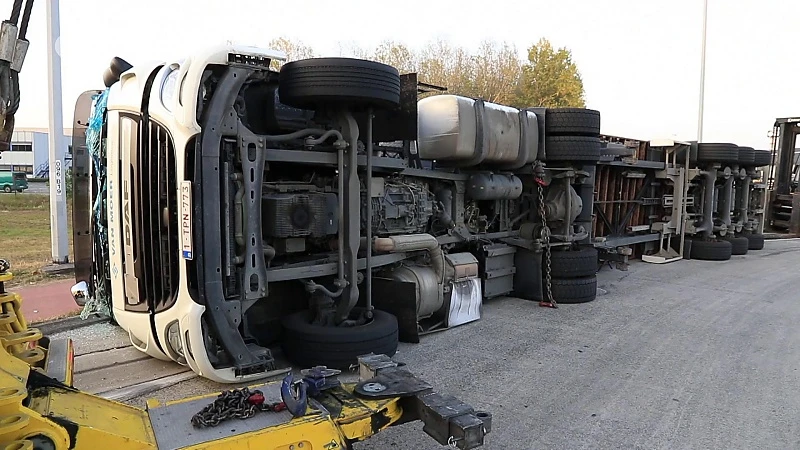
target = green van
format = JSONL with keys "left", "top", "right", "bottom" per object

{"left": 0, "top": 171, "right": 28, "bottom": 193}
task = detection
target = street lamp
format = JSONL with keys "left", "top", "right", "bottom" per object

{"left": 697, "top": 0, "right": 709, "bottom": 142}
{"left": 46, "top": 0, "right": 68, "bottom": 264}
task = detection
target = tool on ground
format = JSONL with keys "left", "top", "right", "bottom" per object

{"left": 281, "top": 366, "right": 343, "bottom": 417}
{"left": 190, "top": 387, "right": 286, "bottom": 428}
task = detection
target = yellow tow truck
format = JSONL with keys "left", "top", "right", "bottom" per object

{"left": 0, "top": 263, "right": 491, "bottom": 449}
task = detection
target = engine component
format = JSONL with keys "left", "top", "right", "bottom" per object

{"left": 366, "top": 179, "right": 435, "bottom": 236}
{"left": 262, "top": 192, "right": 338, "bottom": 238}
{"left": 417, "top": 94, "right": 538, "bottom": 167}
{"left": 382, "top": 265, "right": 443, "bottom": 320}
{"left": 544, "top": 182, "right": 582, "bottom": 227}
{"left": 373, "top": 234, "right": 445, "bottom": 282}
{"left": 444, "top": 252, "right": 479, "bottom": 282}
{"left": 476, "top": 244, "right": 516, "bottom": 299}
{"left": 466, "top": 173, "right": 523, "bottom": 201}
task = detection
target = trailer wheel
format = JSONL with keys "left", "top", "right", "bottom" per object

{"left": 278, "top": 58, "right": 401, "bottom": 110}
{"left": 724, "top": 235, "right": 749, "bottom": 255}
{"left": 549, "top": 247, "right": 598, "bottom": 278}
{"left": 753, "top": 150, "right": 772, "bottom": 167}
{"left": 544, "top": 108, "right": 601, "bottom": 136}
{"left": 280, "top": 307, "right": 399, "bottom": 370}
{"left": 542, "top": 136, "right": 601, "bottom": 162}
{"left": 696, "top": 143, "right": 739, "bottom": 164}
{"left": 688, "top": 238, "right": 732, "bottom": 261}
{"left": 548, "top": 276, "right": 597, "bottom": 304}
{"left": 737, "top": 146, "right": 755, "bottom": 166}
{"left": 744, "top": 233, "right": 765, "bottom": 250}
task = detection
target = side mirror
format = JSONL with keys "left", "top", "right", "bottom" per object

{"left": 71, "top": 281, "right": 88, "bottom": 307}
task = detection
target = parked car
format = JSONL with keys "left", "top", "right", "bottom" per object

{"left": 0, "top": 171, "right": 28, "bottom": 193}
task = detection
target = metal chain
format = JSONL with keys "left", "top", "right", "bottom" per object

{"left": 191, "top": 387, "right": 285, "bottom": 428}
{"left": 537, "top": 182, "right": 557, "bottom": 308}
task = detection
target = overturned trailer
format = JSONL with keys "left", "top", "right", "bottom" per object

{"left": 70, "top": 45, "right": 605, "bottom": 383}
{"left": 591, "top": 137, "right": 771, "bottom": 266}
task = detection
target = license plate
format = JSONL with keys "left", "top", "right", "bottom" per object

{"left": 180, "top": 181, "right": 193, "bottom": 260}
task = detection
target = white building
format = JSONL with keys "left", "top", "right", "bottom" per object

{"left": 0, "top": 127, "right": 73, "bottom": 177}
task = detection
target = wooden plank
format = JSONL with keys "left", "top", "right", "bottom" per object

{"left": 599, "top": 166, "right": 609, "bottom": 236}
{"left": 74, "top": 345, "right": 149, "bottom": 374}
{"left": 74, "top": 357, "right": 191, "bottom": 394}
{"left": 98, "top": 371, "right": 198, "bottom": 402}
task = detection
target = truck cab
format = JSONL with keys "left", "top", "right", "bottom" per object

{"left": 72, "top": 44, "right": 599, "bottom": 383}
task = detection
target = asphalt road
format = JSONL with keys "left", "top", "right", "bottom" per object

{"left": 60, "top": 238, "right": 800, "bottom": 449}
{"left": 27, "top": 182, "right": 49, "bottom": 194}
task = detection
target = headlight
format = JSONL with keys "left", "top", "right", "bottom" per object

{"left": 160, "top": 66, "right": 180, "bottom": 112}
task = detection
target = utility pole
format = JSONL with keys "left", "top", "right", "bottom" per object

{"left": 46, "top": 0, "right": 68, "bottom": 263}
{"left": 697, "top": 0, "right": 709, "bottom": 142}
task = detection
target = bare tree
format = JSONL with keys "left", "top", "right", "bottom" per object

{"left": 264, "top": 37, "right": 585, "bottom": 110}
{"left": 268, "top": 37, "right": 317, "bottom": 70}
{"left": 372, "top": 40, "right": 417, "bottom": 74}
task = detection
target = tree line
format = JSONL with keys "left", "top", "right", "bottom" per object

{"left": 268, "top": 37, "right": 587, "bottom": 109}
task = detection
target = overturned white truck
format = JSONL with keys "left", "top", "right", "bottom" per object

{"left": 71, "top": 45, "right": 602, "bottom": 382}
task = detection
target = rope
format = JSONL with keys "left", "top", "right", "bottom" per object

{"left": 8, "top": 0, "right": 23, "bottom": 25}
{"left": 18, "top": 0, "right": 34, "bottom": 40}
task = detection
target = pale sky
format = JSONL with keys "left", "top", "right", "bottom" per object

{"left": 14, "top": 0, "right": 800, "bottom": 149}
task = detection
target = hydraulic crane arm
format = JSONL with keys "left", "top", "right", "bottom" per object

{"left": 0, "top": 0, "right": 34, "bottom": 153}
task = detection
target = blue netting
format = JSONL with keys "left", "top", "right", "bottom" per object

{"left": 80, "top": 89, "right": 112, "bottom": 320}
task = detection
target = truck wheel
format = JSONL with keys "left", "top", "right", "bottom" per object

{"left": 3, "top": 185, "right": 10, "bottom": 193}
{"left": 549, "top": 247, "right": 598, "bottom": 278}
{"left": 280, "top": 307, "right": 399, "bottom": 370}
{"left": 696, "top": 143, "right": 739, "bottom": 164}
{"left": 745, "top": 233, "right": 765, "bottom": 250}
{"left": 688, "top": 238, "right": 732, "bottom": 261}
{"left": 724, "top": 235, "right": 749, "bottom": 255}
{"left": 753, "top": 150, "right": 772, "bottom": 167}
{"left": 737, "top": 146, "right": 755, "bottom": 166}
{"left": 544, "top": 108, "right": 601, "bottom": 136}
{"left": 542, "top": 136, "right": 601, "bottom": 162}
{"left": 278, "top": 58, "right": 401, "bottom": 110}
{"left": 548, "top": 276, "right": 597, "bottom": 304}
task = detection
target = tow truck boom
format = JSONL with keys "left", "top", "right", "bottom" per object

{"left": 0, "top": 264, "right": 491, "bottom": 449}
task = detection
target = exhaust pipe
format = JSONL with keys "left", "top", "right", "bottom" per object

{"left": 373, "top": 234, "right": 444, "bottom": 283}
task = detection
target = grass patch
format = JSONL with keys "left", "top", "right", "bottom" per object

{"left": 0, "top": 193, "right": 73, "bottom": 287}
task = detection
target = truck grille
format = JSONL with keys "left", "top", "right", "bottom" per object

{"left": 135, "top": 121, "right": 179, "bottom": 313}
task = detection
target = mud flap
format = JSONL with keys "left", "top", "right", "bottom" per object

{"left": 446, "top": 278, "right": 481, "bottom": 328}
{"left": 371, "top": 278, "right": 421, "bottom": 343}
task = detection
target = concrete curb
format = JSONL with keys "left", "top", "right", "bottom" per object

{"left": 34, "top": 314, "right": 108, "bottom": 335}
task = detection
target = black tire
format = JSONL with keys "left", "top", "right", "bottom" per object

{"left": 544, "top": 108, "right": 601, "bottom": 136}
{"left": 737, "top": 146, "right": 755, "bottom": 166}
{"left": 697, "top": 143, "right": 739, "bottom": 164}
{"left": 548, "top": 276, "right": 597, "bottom": 304}
{"left": 278, "top": 58, "right": 401, "bottom": 110}
{"left": 745, "top": 233, "right": 765, "bottom": 250}
{"left": 753, "top": 150, "right": 772, "bottom": 167}
{"left": 549, "top": 247, "right": 598, "bottom": 278}
{"left": 542, "top": 136, "right": 601, "bottom": 162}
{"left": 689, "top": 238, "right": 732, "bottom": 261}
{"left": 724, "top": 236, "right": 749, "bottom": 255}
{"left": 2, "top": 185, "right": 10, "bottom": 193}
{"left": 281, "top": 307, "right": 399, "bottom": 369}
